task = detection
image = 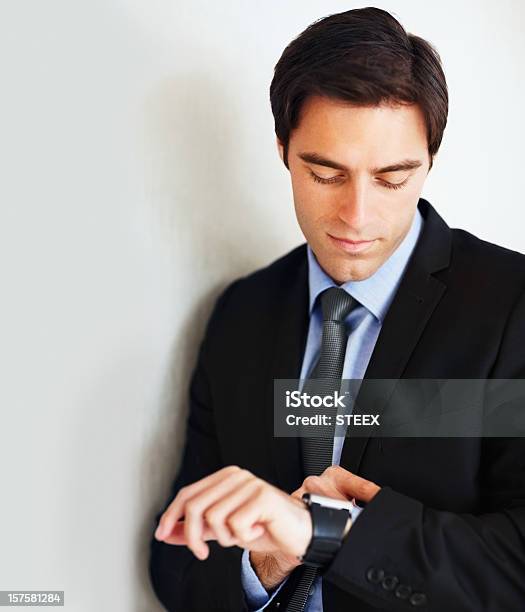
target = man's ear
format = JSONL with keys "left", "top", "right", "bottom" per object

{"left": 276, "top": 136, "right": 285, "bottom": 163}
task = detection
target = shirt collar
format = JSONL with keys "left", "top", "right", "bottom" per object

{"left": 307, "top": 208, "right": 424, "bottom": 322}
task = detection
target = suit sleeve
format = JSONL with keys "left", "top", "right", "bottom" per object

{"left": 322, "top": 289, "right": 525, "bottom": 611}
{"left": 148, "top": 281, "right": 250, "bottom": 612}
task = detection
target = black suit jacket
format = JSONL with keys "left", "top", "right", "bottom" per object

{"left": 149, "top": 199, "right": 525, "bottom": 611}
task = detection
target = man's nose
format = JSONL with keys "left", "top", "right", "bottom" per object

{"left": 336, "top": 179, "right": 368, "bottom": 229}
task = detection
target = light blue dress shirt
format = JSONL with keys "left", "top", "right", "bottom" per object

{"left": 240, "top": 209, "right": 424, "bottom": 611}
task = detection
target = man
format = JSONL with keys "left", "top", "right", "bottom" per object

{"left": 149, "top": 7, "right": 525, "bottom": 611}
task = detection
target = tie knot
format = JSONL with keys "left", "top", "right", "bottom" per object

{"left": 320, "top": 287, "right": 356, "bottom": 322}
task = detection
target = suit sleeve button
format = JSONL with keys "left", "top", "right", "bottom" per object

{"left": 366, "top": 567, "right": 385, "bottom": 584}
{"left": 409, "top": 592, "right": 427, "bottom": 606}
{"left": 394, "top": 584, "right": 412, "bottom": 599}
{"left": 381, "top": 575, "right": 399, "bottom": 591}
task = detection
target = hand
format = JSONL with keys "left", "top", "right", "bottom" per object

{"left": 154, "top": 465, "right": 311, "bottom": 567}
{"left": 292, "top": 465, "right": 381, "bottom": 505}
{"left": 250, "top": 465, "right": 381, "bottom": 591}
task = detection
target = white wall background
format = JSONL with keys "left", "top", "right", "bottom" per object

{"left": 0, "top": 1, "right": 523, "bottom": 610}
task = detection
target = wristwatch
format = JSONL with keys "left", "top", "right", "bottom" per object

{"left": 298, "top": 493, "right": 355, "bottom": 569}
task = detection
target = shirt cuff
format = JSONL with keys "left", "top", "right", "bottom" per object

{"left": 350, "top": 503, "right": 364, "bottom": 524}
{"left": 240, "top": 548, "right": 289, "bottom": 611}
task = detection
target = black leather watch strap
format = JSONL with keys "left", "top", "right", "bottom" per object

{"left": 300, "top": 502, "right": 350, "bottom": 569}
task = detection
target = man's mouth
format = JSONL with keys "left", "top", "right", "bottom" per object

{"left": 327, "top": 233, "right": 376, "bottom": 254}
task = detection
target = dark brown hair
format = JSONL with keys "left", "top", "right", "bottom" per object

{"left": 270, "top": 7, "right": 448, "bottom": 171}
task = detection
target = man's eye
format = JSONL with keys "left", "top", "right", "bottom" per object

{"left": 308, "top": 169, "right": 409, "bottom": 190}
{"left": 378, "top": 178, "right": 409, "bottom": 190}
{"left": 309, "top": 171, "right": 342, "bottom": 185}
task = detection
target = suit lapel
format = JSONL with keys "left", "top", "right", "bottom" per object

{"left": 339, "top": 198, "right": 452, "bottom": 473}
{"left": 264, "top": 248, "right": 310, "bottom": 493}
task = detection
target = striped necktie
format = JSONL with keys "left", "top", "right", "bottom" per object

{"left": 286, "top": 287, "right": 359, "bottom": 612}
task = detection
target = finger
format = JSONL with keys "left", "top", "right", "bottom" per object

{"left": 203, "top": 479, "right": 262, "bottom": 548}
{"left": 224, "top": 490, "right": 272, "bottom": 546}
{"left": 322, "top": 465, "right": 380, "bottom": 502}
{"left": 155, "top": 465, "right": 243, "bottom": 540}
{"left": 162, "top": 521, "right": 214, "bottom": 546}
{"left": 302, "top": 475, "right": 348, "bottom": 500}
{"left": 162, "top": 521, "right": 264, "bottom": 546}
{"left": 227, "top": 488, "right": 304, "bottom": 556}
{"left": 156, "top": 465, "right": 242, "bottom": 539}
{"left": 183, "top": 469, "right": 253, "bottom": 559}
{"left": 291, "top": 486, "right": 305, "bottom": 499}
{"left": 162, "top": 521, "right": 186, "bottom": 545}
{"left": 155, "top": 469, "right": 229, "bottom": 540}
{"left": 292, "top": 473, "right": 347, "bottom": 501}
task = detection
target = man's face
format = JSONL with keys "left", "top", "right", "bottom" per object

{"left": 278, "top": 96, "right": 430, "bottom": 283}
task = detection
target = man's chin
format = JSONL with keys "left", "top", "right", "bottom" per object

{"left": 328, "top": 263, "right": 378, "bottom": 284}
{"left": 312, "top": 245, "right": 383, "bottom": 282}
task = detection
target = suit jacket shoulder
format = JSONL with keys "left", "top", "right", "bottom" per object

{"left": 204, "top": 243, "right": 308, "bottom": 351}
{"left": 225, "top": 243, "right": 307, "bottom": 302}
{"left": 449, "top": 226, "right": 525, "bottom": 292}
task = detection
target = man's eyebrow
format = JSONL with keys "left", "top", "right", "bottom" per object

{"left": 297, "top": 152, "right": 423, "bottom": 174}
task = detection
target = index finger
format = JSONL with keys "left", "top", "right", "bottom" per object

{"left": 155, "top": 465, "right": 243, "bottom": 540}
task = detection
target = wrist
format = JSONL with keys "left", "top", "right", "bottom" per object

{"left": 249, "top": 550, "right": 301, "bottom": 591}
